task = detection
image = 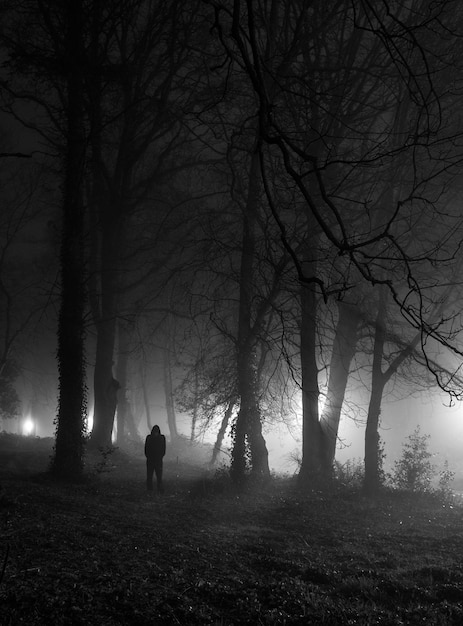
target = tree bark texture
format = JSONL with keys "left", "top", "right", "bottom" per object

{"left": 88, "top": 171, "right": 125, "bottom": 448}
{"left": 52, "top": 0, "right": 86, "bottom": 480}
{"left": 298, "top": 271, "right": 323, "bottom": 486}
{"left": 319, "top": 301, "right": 360, "bottom": 472}
{"left": 231, "top": 151, "right": 269, "bottom": 482}
{"left": 190, "top": 367, "right": 200, "bottom": 441}
{"left": 140, "top": 361, "right": 152, "bottom": 433}
{"left": 86, "top": 0, "right": 131, "bottom": 449}
{"left": 115, "top": 321, "right": 130, "bottom": 445}
{"left": 363, "top": 284, "right": 424, "bottom": 496}
{"left": 163, "top": 345, "right": 178, "bottom": 440}
{"left": 211, "top": 397, "right": 236, "bottom": 466}
{"left": 364, "top": 286, "right": 387, "bottom": 496}
{"left": 90, "top": 294, "right": 118, "bottom": 448}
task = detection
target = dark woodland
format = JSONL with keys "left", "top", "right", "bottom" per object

{"left": 3, "top": 434, "right": 463, "bottom": 625}
{"left": 2, "top": 1, "right": 463, "bottom": 623}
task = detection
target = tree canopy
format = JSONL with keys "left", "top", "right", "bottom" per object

{"left": 1, "top": 0, "right": 463, "bottom": 489}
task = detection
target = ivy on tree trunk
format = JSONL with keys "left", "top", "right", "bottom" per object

{"left": 52, "top": 0, "right": 86, "bottom": 481}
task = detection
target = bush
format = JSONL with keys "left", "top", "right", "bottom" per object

{"left": 437, "top": 459, "right": 455, "bottom": 502}
{"left": 391, "top": 426, "right": 434, "bottom": 493}
{"left": 333, "top": 458, "right": 364, "bottom": 489}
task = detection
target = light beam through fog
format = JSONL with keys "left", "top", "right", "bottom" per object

{"left": 22, "top": 415, "right": 35, "bottom": 436}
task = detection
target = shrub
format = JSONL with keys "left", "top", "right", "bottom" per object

{"left": 333, "top": 458, "right": 364, "bottom": 489}
{"left": 391, "top": 426, "right": 434, "bottom": 493}
{"left": 437, "top": 459, "right": 455, "bottom": 502}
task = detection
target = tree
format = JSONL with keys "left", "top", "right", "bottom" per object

{"left": 52, "top": 0, "right": 87, "bottom": 479}
{"left": 0, "top": 157, "right": 48, "bottom": 424}
{"left": 362, "top": 266, "right": 463, "bottom": 495}
{"left": 0, "top": 0, "right": 90, "bottom": 475}
{"left": 212, "top": 0, "right": 463, "bottom": 488}
{"left": 230, "top": 150, "right": 271, "bottom": 481}
{"left": 2, "top": 0, "right": 463, "bottom": 487}
{"left": 319, "top": 300, "right": 361, "bottom": 472}
{"left": 85, "top": 0, "right": 218, "bottom": 448}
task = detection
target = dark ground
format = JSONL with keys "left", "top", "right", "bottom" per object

{"left": 1, "top": 434, "right": 463, "bottom": 625}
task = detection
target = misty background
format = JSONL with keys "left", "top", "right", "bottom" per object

{"left": 1, "top": 1, "right": 463, "bottom": 489}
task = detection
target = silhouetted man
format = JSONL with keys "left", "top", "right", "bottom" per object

{"left": 144, "top": 425, "right": 166, "bottom": 493}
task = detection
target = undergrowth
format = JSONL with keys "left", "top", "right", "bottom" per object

{"left": 1, "top": 435, "right": 463, "bottom": 625}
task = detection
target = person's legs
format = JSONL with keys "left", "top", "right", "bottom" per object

{"left": 146, "top": 459, "right": 155, "bottom": 491}
{"left": 154, "top": 461, "right": 163, "bottom": 493}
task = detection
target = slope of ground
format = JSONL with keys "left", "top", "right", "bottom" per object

{"left": 1, "top": 434, "right": 463, "bottom": 625}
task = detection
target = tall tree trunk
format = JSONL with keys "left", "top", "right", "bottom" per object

{"left": 115, "top": 321, "right": 131, "bottom": 446}
{"left": 364, "top": 375, "right": 386, "bottom": 496}
{"left": 86, "top": 0, "right": 130, "bottom": 449}
{"left": 90, "top": 292, "right": 118, "bottom": 448}
{"left": 125, "top": 404, "right": 140, "bottom": 442}
{"left": 236, "top": 345, "right": 269, "bottom": 479}
{"left": 319, "top": 301, "right": 360, "bottom": 472}
{"left": 231, "top": 151, "right": 269, "bottom": 482}
{"left": 140, "top": 361, "right": 152, "bottom": 433}
{"left": 52, "top": 0, "right": 86, "bottom": 480}
{"left": 298, "top": 264, "right": 323, "bottom": 486}
{"left": 364, "top": 285, "right": 387, "bottom": 495}
{"left": 231, "top": 400, "right": 248, "bottom": 482}
{"left": 190, "top": 367, "right": 199, "bottom": 442}
{"left": 364, "top": 285, "right": 424, "bottom": 496}
{"left": 210, "top": 397, "right": 236, "bottom": 466}
{"left": 163, "top": 346, "right": 178, "bottom": 440}
{"left": 86, "top": 8, "right": 121, "bottom": 449}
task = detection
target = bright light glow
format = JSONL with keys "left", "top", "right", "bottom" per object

{"left": 112, "top": 416, "right": 117, "bottom": 443}
{"left": 85, "top": 410, "right": 94, "bottom": 435}
{"left": 292, "top": 391, "right": 325, "bottom": 420}
{"left": 22, "top": 416, "right": 35, "bottom": 436}
{"left": 84, "top": 407, "right": 117, "bottom": 442}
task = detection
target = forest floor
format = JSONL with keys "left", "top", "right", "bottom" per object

{"left": 1, "top": 434, "right": 463, "bottom": 625}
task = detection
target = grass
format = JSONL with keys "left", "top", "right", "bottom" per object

{"left": 1, "top": 434, "right": 463, "bottom": 625}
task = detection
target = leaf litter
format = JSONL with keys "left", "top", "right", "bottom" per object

{"left": 1, "top": 435, "right": 463, "bottom": 625}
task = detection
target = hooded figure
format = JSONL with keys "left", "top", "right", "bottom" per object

{"left": 144, "top": 425, "right": 166, "bottom": 493}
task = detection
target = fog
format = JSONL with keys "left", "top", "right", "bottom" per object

{"left": 265, "top": 394, "right": 463, "bottom": 478}
{"left": 6, "top": 382, "right": 462, "bottom": 483}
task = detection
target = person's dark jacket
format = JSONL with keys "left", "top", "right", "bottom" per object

{"left": 144, "top": 430, "right": 166, "bottom": 462}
